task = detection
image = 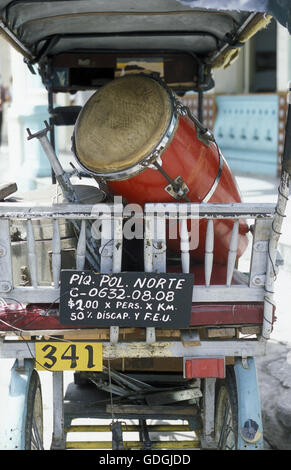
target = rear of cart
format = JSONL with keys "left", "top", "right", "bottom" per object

{"left": 0, "top": 0, "right": 290, "bottom": 451}
{"left": 0, "top": 190, "right": 287, "bottom": 450}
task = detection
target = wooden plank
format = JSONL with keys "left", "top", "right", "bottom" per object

{"left": 239, "top": 326, "right": 261, "bottom": 335}
{"left": 205, "top": 219, "right": 214, "bottom": 287}
{"left": 0, "top": 219, "right": 13, "bottom": 293}
{"left": 207, "top": 328, "right": 236, "bottom": 338}
{"left": 0, "top": 202, "right": 276, "bottom": 219}
{"left": 3, "top": 284, "right": 264, "bottom": 304}
{"left": 0, "top": 182, "right": 17, "bottom": 200}
{"left": 106, "top": 405, "right": 198, "bottom": 416}
{"left": 146, "top": 388, "right": 202, "bottom": 406}
{"left": 145, "top": 202, "right": 275, "bottom": 218}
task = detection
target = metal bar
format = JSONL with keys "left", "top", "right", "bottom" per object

{"left": 0, "top": 20, "right": 34, "bottom": 60}
{"left": 52, "top": 219, "right": 61, "bottom": 288}
{"left": 207, "top": 12, "right": 259, "bottom": 65}
{"left": 234, "top": 357, "right": 264, "bottom": 449}
{"left": 205, "top": 219, "right": 214, "bottom": 287}
{"left": 48, "top": 84, "right": 56, "bottom": 184}
{"left": 76, "top": 220, "right": 86, "bottom": 270}
{"left": 26, "top": 219, "right": 38, "bottom": 288}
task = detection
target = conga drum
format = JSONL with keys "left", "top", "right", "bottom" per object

{"left": 73, "top": 75, "right": 248, "bottom": 264}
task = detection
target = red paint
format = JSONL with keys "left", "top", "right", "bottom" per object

{"left": 185, "top": 357, "right": 225, "bottom": 379}
{"left": 107, "top": 115, "right": 249, "bottom": 264}
{"left": 0, "top": 265, "right": 273, "bottom": 332}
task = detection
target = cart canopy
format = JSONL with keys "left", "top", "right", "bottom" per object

{"left": 0, "top": 0, "right": 289, "bottom": 92}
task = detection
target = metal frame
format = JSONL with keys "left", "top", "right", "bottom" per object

{"left": 0, "top": 358, "right": 35, "bottom": 450}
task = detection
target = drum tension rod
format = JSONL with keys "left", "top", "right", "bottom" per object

{"left": 153, "top": 161, "right": 191, "bottom": 202}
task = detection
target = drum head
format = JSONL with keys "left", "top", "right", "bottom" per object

{"left": 74, "top": 75, "right": 173, "bottom": 176}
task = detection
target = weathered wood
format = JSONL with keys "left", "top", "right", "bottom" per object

{"left": 145, "top": 202, "right": 275, "bottom": 218}
{"left": 0, "top": 182, "right": 17, "bottom": 201}
{"left": 205, "top": 219, "right": 214, "bottom": 286}
{"left": 207, "top": 328, "right": 236, "bottom": 338}
{"left": 249, "top": 219, "right": 272, "bottom": 287}
{"left": 0, "top": 339, "right": 267, "bottom": 361}
{"left": 76, "top": 219, "right": 86, "bottom": 270}
{"left": 181, "top": 329, "right": 201, "bottom": 346}
{"left": 239, "top": 326, "right": 261, "bottom": 335}
{"left": 26, "top": 219, "right": 38, "bottom": 287}
{"left": 180, "top": 218, "right": 190, "bottom": 273}
{"left": 52, "top": 219, "right": 61, "bottom": 287}
{"left": 106, "top": 405, "right": 198, "bottom": 416}
{"left": 0, "top": 219, "right": 13, "bottom": 293}
{"left": 226, "top": 220, "right": 239, "bottom": 286}
{"left": 0, "top": 284, "right": 265, "bottom": 304}
{"left": 146, "top": 388, "right": 202, "bottom": 406}
{"left": 0, "top": 202, "right": 276, "bottom": 219}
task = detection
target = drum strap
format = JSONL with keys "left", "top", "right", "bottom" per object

{"left": 201, "top": 149, "right": 224, "bottom": 203}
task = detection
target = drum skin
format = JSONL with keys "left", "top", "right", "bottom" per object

{"left": 107, "top": 114, "right": 249, "bottom": 264}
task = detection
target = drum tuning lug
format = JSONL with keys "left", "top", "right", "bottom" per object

{"left": 164, "top": 176, "right": 189, "bottom": 200}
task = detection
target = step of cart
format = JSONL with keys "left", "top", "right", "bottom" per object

{"left": 65, "top": 423, "right": 201, "bottom": 450}
{"left": 62, "top": 380, "right": 202, "bottom": 450}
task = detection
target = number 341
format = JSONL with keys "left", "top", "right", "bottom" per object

{"left": 35, "top": 342, "right": 103, "bottom": 371}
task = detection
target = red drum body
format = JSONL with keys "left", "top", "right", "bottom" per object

{"left": 74, "top": 75, "right": 248, "bottom": 264}
{"left": 107, "top": 115, "right": 248, "bottom": 264}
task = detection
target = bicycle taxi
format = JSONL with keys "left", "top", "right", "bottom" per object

{"left": 0, "top": 0, "right": 290, "bottom": 450}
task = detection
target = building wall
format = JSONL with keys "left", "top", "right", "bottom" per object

{"left": 0, "top": 36, "right": 11, "bottom": 142}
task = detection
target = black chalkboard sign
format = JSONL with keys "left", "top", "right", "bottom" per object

{"left": 59, "top": 271, "right": 194, "bottom": 328}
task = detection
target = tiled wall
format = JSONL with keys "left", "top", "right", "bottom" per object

{"left": 182, "top": 93, "right": 287, "bottom": 177}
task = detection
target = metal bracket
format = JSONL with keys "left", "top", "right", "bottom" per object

{"left": 164, "top": 176, "right": 189, "bottom": 200}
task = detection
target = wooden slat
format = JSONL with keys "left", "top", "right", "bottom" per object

{"left": 180, "top": 218, "right": 190, "bottom": 273}
{"left": 207, "top": 328, "right": 236, "bottom": 338}
{"left": 0, "top": 219, "right": 13, "bottom": 293}
{"left": 100, "top": 216, "right": 113, "bottom": 274}
{"left": 76, "top": 219, "right": 86, "bottom": 270}
{"left": 2, "top": 284, "right": 264, "bottom": 305}
{"left": 226, "top": 220, "right": 239, "bottom": 286}
{"left": 52, "top": 219, "right": 61, "bottom": 287}
{"left": 205, "top": 219, "right": 214, "bottom": 287}
{"left": 153, "top": 214, "right": 166, "bottom": 273}
{"left": 26, "top": 219, "right": 38, "bottom": 287}
{"left": 0, "top": 202, "right": 276, "bottom": 219}
{"left": 106, "top": 405, "right": 198, "bottom": 416}
{"left": 144, "top": 214, "right": 153, "bottom": 273}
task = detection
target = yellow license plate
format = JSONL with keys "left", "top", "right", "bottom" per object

{"left": 35, "top": 342, "right": 102, "bottom": 371}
